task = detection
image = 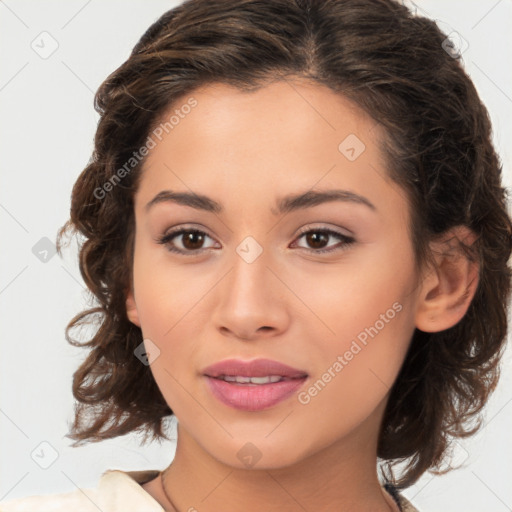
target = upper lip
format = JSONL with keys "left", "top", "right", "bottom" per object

{"left": 202, "top": 358, "right": 308, "bottom": 379}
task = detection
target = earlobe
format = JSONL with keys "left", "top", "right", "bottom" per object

{"left": 126, "top": 290, "right": 141, "bottom": 327}
{"left": 415, "top": 226, "right": 480, "bottom": 333}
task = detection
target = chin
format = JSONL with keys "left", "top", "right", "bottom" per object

{"left": 202, "top": 434, "right": 313, "bottom": 471}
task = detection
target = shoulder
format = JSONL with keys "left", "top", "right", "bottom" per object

{"left": 0, "top": 469, "right": 163, "bottom": 512}
{"left": 0, "top": 486, "right": 99, "bottom": 512}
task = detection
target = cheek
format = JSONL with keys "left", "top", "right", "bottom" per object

{"left": 295, "top": 259, "right": 416, "bottom": 408}
{"left": 295, "top": 306, "right": 414, "bottom": 444}
{"left": 289, "top": 256, "right": 410, "bottom": 345}
{"left": 132, "top": 245, "right": 210, "bottom": 336}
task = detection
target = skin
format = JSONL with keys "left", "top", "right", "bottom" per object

{"left": 125, "top": 78, "right": 479, "bottom": 512}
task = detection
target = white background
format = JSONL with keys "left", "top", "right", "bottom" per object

{"left": 0, "top": 1, "right": 511, "bottom": 511}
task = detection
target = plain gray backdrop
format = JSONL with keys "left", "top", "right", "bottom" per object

{"left": 1, "top": 1, "right": 511, "bottom": 511}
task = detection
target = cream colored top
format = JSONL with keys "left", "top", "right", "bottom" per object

{"left": 0, "top": 469, "right": 419, "bottom": 511}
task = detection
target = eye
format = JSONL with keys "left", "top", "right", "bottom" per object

{"left": 155, "top": 225, "right": 355, "bottom": 256}
{"left": 291, "top": 226, "right": 355, "bottom": 254}
{"left": 155, "top": 227, "right": 218, "bottom": 255}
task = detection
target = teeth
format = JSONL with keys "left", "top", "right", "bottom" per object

{"left": 220, "top": 375, "right": 283, "bottom": 384}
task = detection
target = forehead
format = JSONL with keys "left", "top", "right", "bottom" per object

{"left": 153, "top": 79, "right": 378, "bottom": 154}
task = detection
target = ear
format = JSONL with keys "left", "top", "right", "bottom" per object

{"left": 415, "top": 225, "right": 480, "bottom": 333}
{"left": 125, "top": 288, "right": 141, "bottom": 327}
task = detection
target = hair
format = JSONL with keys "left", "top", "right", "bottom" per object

{"left": 56, "top": 0, "right": 512, "bottom": 489}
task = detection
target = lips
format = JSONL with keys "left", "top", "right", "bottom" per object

{"left": 202, "top": 358, "right": 308, "bottom": 379}
{"left": 202, "top": 358, "right": 308, "bottom": 411}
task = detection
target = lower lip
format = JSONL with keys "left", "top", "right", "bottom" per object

{"left": 204, "top": 376, "right": 307, "bottom": 411}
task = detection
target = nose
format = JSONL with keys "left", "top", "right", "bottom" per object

{"left": 211, "top": 246, "right": 290, "bottom": 341}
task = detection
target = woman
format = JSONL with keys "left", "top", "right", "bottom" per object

{"left": 1, "top": 0, "right": 510, "bottom": 510}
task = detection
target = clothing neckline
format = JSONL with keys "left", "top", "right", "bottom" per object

{"left": 98, "top": 469, "right": 165, "bottom": 511}
{"left": 106, "top": 469, "right": 413, "bottom": 511}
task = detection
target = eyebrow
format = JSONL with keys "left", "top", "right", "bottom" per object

{"left": 145, "top": 188, "right": 376, "bottom": 215}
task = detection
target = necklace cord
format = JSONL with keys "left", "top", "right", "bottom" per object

{"left": 160, "top": 468, "right": 178, "bottom": 512}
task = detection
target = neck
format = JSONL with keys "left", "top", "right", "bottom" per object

{"left": 156, "top": 410, "right": 399, "bottom": 512}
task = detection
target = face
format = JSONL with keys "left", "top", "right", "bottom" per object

{"left": 126, "top": 79, "right": 423, "bottom": 469}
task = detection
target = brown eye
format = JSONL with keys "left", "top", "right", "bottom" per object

{"left": 156, "top": 228, "right": 217, "bottom": 255}
{"left": 293, "top": 228, "right": 355, "bottom": 254}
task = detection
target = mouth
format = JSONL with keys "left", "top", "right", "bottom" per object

{"left": 202, "top": 358, "right": 308, "bottom": 411}
{"left": 211, "top": 374, "right": 301, "bottom": 384}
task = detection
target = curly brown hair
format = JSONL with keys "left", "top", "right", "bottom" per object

{"left": 56, "top": 0, "right": 512, "bottom": 489}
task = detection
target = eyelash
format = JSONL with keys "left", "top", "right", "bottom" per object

{"left": 155, "top": 225, "right": 355, "bottom": 256}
